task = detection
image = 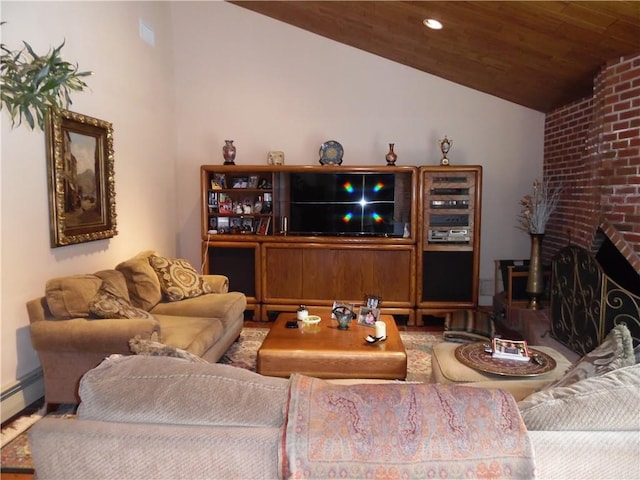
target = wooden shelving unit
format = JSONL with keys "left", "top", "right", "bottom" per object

{"left": 416, "top": 165, "right": 483, "bottom": 325}
{"left": 200, "top": 164, "right": 481, "bottom": 325}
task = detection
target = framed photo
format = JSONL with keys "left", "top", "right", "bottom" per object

{"left": 241, "top": 217, "right": 254, "bottom": 232}
{"left": 45, "top": 108, "right": 117, "bottom": 247}
{"left": 257, "top": 217, "right": 271, "bottom": 235}
{"left": 232, "top": 177, "right": 249, "bottom": 188}
{"left": 211, "top": 174, "right": 225, "bottom": 189}
{"left": 364, "top": 294, "right": 382, "bottom": 309}
{"left": 248, "top": 175, "right": 259, "bottom": 188}
{"left": 357, "top": 306, "right": 380, "bottom": 327}
{"left": 217, "top": 217, "right": 229, "bottom": 232}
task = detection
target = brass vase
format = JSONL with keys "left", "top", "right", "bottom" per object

{"left": 526, "top": 233, "right": 545, "bottom": 310}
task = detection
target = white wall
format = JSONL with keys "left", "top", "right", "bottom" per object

{"left": 170, "top": 2, "right": 545, "bottom": 297}
{"left": 1, "top": 1, "right": 176, "bottom": 390}
{"left": 1, "top": 0, "right": 544, "bottom": 392}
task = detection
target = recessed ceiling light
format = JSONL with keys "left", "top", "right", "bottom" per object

{"left": 423, "top": 18, "right": 443, "bottom": 30}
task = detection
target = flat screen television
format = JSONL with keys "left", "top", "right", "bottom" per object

{"left": 288, "top": 172, "right": 407, "bottom": 237}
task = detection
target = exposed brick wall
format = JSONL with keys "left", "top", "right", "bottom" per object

{"left": 543, "top": 53, "right": 640, "bottom": 273}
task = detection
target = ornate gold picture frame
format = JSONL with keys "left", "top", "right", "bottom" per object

{"left": 46, "top": 108, "right": 117, "bottom": 247}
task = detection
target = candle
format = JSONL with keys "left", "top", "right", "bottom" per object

{"left": 375, "top": 320, "right": 386, "bottom": 339}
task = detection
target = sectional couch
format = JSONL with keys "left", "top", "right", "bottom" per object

{"left": 29, "top": 324, "right": 640, "bottom": 479}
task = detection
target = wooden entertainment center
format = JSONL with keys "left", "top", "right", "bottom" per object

{"left": 200, "top": 165, "right": 482, "bottom": 326}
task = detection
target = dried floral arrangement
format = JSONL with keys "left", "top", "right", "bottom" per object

{"left": 517, "top": 179, "right": 562, "bottom": 234}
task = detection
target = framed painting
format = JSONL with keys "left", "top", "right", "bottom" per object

{"left": 46, "top": 108, "right": 117, "bottom": 247}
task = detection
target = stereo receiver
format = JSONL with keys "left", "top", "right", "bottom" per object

{"left": 428, "top": 229, "right": 471, "bottom": 243}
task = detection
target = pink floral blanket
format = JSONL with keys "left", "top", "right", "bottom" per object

{"left": 280, "top": 375, "right": 536, "bottom": 479}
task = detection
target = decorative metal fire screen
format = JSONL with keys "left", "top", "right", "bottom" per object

{"left": 550, "top": 246, "right": 640, "bottom": 355}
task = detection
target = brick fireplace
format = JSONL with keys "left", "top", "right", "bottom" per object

{"left": 539, "top": 53, "right": 639, "bottom": 353}
{"left": 543, "top": 53, "right": 640, "bottom": 275}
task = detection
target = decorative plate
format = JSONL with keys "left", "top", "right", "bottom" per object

{"left": 319, "top": 140, "right": 344, "bottom": 165}
{"left": 454, "top": 342, "right": 557, "bottom": 377}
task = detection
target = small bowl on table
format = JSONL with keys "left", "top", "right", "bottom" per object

{"left": 301, "top": 315, "right": 321, "bottom": 326}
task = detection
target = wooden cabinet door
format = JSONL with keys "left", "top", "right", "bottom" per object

{"left": 263, "top": 243, "right": 414, "bottom": 307}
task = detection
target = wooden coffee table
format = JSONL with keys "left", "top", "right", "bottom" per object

{"left": 256, "top": 311, "right": 407, "bottom": 380}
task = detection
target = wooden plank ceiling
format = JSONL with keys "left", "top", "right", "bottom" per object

{"left": 230, "top": 1, "right": 640, "bottom": 112}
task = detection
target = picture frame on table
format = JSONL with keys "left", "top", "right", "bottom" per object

{"left": 357, "top": 307, "right": 380, "bottom": 327}
{"left": 364, "top": 294, "right": 382, "bottom": 309}
{"left": 45, "top": 108, "right": 117, "bottom": 247}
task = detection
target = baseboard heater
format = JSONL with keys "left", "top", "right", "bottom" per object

{"left": 1, "top": 368, "right": 43, "bottom": 423}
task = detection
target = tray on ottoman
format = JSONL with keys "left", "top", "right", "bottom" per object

{"left": 455, "top": 342, "right": 556, "bottom": 377}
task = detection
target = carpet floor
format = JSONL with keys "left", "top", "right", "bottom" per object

{"left": 219, "top": 327, "right": 443, "bottom": 383}
{"left": 1, "top": 327, "right": 443, "bottom": 473}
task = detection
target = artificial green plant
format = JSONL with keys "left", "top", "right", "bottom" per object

{"left": 1, "top": 23, "right": 92, "bottom": 131}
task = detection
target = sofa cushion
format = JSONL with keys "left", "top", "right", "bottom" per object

{"left": 155, "top": 315, "right": 225, "bottom": 357}
{"left": 93, "top": 270, "right": 130, "bottom": 300}
{"left": 148, "top": 255, "right": 212, "bottom": 302}
{"left": 77, "top": 355, "right": 289, "bottom": 427}
{"left": 443, "top": 309, "right": 495, "bottom": 343}
{"left": 150, "top": 291, "right": 247, "bottom": 330}
{"left": 128, "top": 335, "right": 206, "bottom": 363}
{"left": 89, "top": 282, "right": 154, "bottom": 320}
{"left": 547, "top": 323, "right": 635, "bottom": 389}
{"left": 518, "top": 363, "right": 640, "bottom": 431}
{"left": 45, "top": 274, "right": 103, "bottom": 319}
{"left": 115, "top": 251, "right": 162, "bottom": 311}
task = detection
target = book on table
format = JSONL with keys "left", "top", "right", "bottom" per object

{"left": 492, "top": 338, "right": 530, "bottom": 362}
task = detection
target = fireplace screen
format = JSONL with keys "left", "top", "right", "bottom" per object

{"left": 550, "top": 246, "right": 640, "bottom": 355}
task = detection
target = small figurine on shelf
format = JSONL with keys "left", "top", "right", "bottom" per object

{"left": 439, "top": 136, "right": 452, "bottom": 166}
{"left": 254, "top": 196, "right": 263, "bottom": 213}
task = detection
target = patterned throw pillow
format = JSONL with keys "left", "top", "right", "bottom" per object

{"left": 443, "top": 309, "right": 495, "bottom": 343}
{"left": 128, "top": 335, "right": 207, "bottom": 363}
{"left": 148, "top": 255, "right": 212, "bottom": 302}
{"left": 547, "top": 323, "right": 635, "bottom": 389}
{"left": 89, "top": 282, "right": 154, "bottom": 319}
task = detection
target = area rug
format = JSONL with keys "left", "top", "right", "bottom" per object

{"left": 219, "top": 327, "right": 443, "bottom": 383}
{"left": 1, "top": 405, "right": 76, "bottom": 473}
{"left": 1, "top": 328, "right": 442, "bottom": 472}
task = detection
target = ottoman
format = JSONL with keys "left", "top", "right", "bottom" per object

{"left": 431, "top": 342, "right": 573, "bottom": 401}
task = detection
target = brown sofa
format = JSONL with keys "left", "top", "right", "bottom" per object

{"left": 27, "top": 250, "right": 246, "bottom": 406}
